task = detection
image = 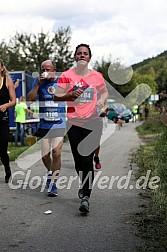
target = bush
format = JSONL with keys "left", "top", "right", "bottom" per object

{"left": 136, "top": 118, "right": 166, "bottom": 135}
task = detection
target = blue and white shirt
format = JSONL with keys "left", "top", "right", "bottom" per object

{"left": 32, "top": 78, "right": 66, "bottom": 129}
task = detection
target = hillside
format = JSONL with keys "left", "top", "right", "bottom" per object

{"left": 132, "top": 50, "right": 167, "bottom": 74}
{"left": 132, "top": 50, "right": 167, "bottom": 92}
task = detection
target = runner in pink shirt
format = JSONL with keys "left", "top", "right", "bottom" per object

{"left": 57, "top": 68, "right": 106, "bottom": 123}
{"left": 54, "top": 44, "right": 108, "bottom": 214}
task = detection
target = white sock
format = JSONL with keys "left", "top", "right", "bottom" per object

{"left": 47, "top": 171, "right": 52, "bottom": 176}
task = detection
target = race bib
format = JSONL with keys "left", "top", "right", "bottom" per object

{"left": 77, "top": 88, "right": 94, "bottom": 103}
{"left": 43, "top": 101, "right": 64, "bottom": 121}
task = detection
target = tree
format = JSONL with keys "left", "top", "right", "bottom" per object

{"left": 147, "top": 66, "right": 156, "bottom": 78}
{"left": 156, "top": 62, "right": 167, "bottom": 92}
{"left": 0, "top": 26, "right": 73, "bottom": 73}
{"left": 53, "top": 26, "right": 74, "bottom": 72}
{"left": 135, "top": 74, "right": 158, "bottom": 94}
{"left": 94, "top": 57, "right": 138, "bottom": 98}
{"left": 0, "top": 41, "right": 9, "bottom": 62}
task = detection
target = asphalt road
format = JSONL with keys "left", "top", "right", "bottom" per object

{"left": 0, "top": 121, "right": 143, "bottom": 252}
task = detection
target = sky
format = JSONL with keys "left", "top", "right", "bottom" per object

{"left": 0, "top": 0, "right": 167, "bottom": 67}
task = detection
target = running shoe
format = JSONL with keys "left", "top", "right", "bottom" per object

{"left": 47, "top": 182, "right": 57, "bottom": 197}
{"left": 46, "top": 174, "right": 52, "bottom": 189}
{"left": 94, "top": 156, "right": 101, "bottom": 169}
{"left": 79, "top": 196, "right": 90, "bottom": 213}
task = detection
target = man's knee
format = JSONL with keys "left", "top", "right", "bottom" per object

{"left": 42, "top": 153, "right": 50, "bottom": 162}
{"left": 52, "top": 149, "right": 61, "bottom": 159}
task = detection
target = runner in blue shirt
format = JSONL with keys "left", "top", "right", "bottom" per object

{"left": 116, "top": 103, "right": 124, "bottom": 129}
{"left": 27, "top": 60, "right": 66, "bottom": 196}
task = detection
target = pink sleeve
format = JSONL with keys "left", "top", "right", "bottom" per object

{"left": 96, "top": 72, "right": 106, "bottom": 92}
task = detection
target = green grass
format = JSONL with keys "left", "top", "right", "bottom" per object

{"left": 134, "top": 119, "right": 167, "bottom": 251}
{"left": 8, "top": 144, "right": 29, "bottom": 161}
{"left": 0, "top": 144, "right": 29, "bottom": 165}
{"left": 136, "top": 118, "right": 166, "bottom": 135}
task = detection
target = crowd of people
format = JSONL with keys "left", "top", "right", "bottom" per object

{"left": 132, "top": 103, "right": 150, "bottom": 122}
{"left": 0, "top": 44, "right": 108, "bottom": 214}
{"left": 0, "top": 44, "right": 152, "bottom": 214}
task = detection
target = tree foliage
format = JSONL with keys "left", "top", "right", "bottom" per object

{"left": 133, "top": 50, "right": 167, "bottom": 92}
{"left": 94, "top": 58, "right": 157, "bottom": 99}
{"left": 93, "top": 52, "right": 166, "bottom": 97}
{"left": 0, "top": 29, "right": 166, "bottom": 94}
{"left": 155, "top": 61, "right": 167, "bottom": 92}
{"left": 0, "top": 26, "right": 73, "bottom": 73}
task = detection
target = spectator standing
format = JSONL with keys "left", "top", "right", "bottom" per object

{"left": 144, "top": 103, "right": 150, "bottom": 120}
{"left": 138, "top": 104, "right": 144, "bottom": 121}
{"left": 132, "top": 104, "right": 138, "bottom": 122}
{"left": 14, "top": 96, "right": 34, "bottom": 146}
{"left": 0, "top": 59, "right": 16, "bottom": 182}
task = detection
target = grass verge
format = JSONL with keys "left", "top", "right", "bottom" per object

{"left": 134, "top": 119, "right": 167, "bottom": 251}
{"left": 7, "top": 144, "right": 29, "bottom": 162}
{"left": 0, "top": 144, "right": 29, "bottom": 168}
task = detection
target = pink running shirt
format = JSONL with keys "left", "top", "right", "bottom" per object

{"left": 57, "top": 68, "right": 106, "bottom": 120}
